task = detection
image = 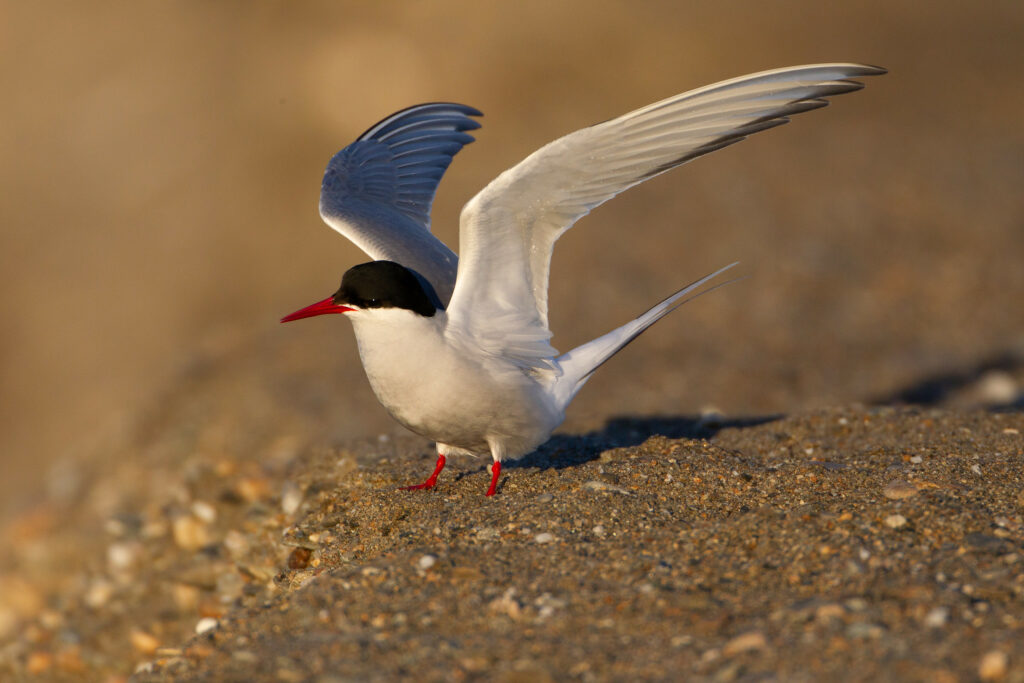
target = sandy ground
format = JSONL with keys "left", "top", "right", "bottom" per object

{"left": 2, "top": 2, "right": 1024, "bottom": 681}
{"left": 1, "top": 344, "right": 1022, "bottom": 681}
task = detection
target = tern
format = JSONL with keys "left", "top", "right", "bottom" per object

{"left": 282, "top": 63, "right": 885, "bottom": 496}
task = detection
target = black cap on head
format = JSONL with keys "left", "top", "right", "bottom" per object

{"left": 332, "top": 261, "right": 437, "bottom": 317}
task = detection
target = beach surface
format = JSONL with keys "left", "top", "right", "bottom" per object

{"left": 2, "top": 346, "right": 1022, "bottom": 681}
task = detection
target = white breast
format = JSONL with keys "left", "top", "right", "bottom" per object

{"left": 345, "top": 308, "right": 563, "bottom": 457}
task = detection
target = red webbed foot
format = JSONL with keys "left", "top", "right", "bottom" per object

{"left": 400, "top": 454, "right": 446, "bottom": 491}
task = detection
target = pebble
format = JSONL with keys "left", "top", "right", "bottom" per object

{"left": 923, "top": 606, "right": 949, "bottom": 628}
{"left": 130, "top": 630, "right": 160, "bottom": 655}
{"left": 107, "top": 541, "right": 141, "bottom": 572}
{"left": 534, "top": 532, "right": 555, "bottom": 544}
{"left": 883, "top": 480, "right": 917, "bottom": 500}
{"left": 287, "top": 548, "right": 312, "bottom": 570}
{"left": 281, "top": 482, "right": 304, "bottom": 515}
{"left": 195, "top": 617, "right": 219, "bottom": 635}
{"left": 845, "top": 622, "right": 885, "bottom": 639}
{"left": 172, "top": 515, "right": 211, "bottom": 552}
{"left": 488, "top": 589, "right": 522, "bottom": 620}
{"left": 582, "top": 480, "right": 633, "bottom": 496}
{"left": 884, "top": 514, "right": 908, "bottom": 529}
{"left": 845, "top": 598, "right": 869, "bottom": 612}
{"left": 975, "top": 370, "right": 1017, "bottom": 404}
{"left": 191, "top": 500, "right": 217, "bottom": 524}
{"left": 814, "top": 603, "right": 845, "bottom": 622}
{"left": 722, "top": 631, "right": 768, "bottom": 655}
{"left": 417, "top": 554, "right": 437, "bottom": 570}
{"left": 978, "top": 650, "right": 1008, "bottom": 681}
{"left": 536, "top": 493, "right": 554, "bottom": 503}
{"left": 234, "top": 477, "right": 271, "bottom": 503}
{"left": 223, "top": 529, "right": 250, "bottom": 558}
{"left": 134, "top": 661, "right": 155, "bottom": 675}
{"left": 84, "top": 579, "right": 114, "bottom": 609}
{"left": 173, "top": 583, "right": 201, "bottom": 611}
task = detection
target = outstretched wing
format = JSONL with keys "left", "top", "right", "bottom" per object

{"left": 446, "top": 63, "right": 885, "bottom": 366}
{"left": 319, "top": 103, "right": 482, "bottom": 306}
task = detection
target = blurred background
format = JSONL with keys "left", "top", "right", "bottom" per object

{"left": 2, "top": 1, "right": 1022, "bottom": 514}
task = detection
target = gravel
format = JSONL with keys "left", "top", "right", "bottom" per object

{"left": 1, "top": 405, "right": 1021, "bottom": 681}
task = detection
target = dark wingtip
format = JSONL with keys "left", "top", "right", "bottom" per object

{"left": 858, "top": 64, "right": 888, "bottom": 76}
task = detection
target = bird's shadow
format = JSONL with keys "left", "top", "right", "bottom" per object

{"left": 506, "top": 413, "right": 780, "bottom": 472}
{"left": 870, "top": 349, "right": 1024, "bottom": 410}
{"left": 457, "top": 349, "right": 1023, "bottom": 482}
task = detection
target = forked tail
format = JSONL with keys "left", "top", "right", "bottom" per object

{"left": 550, "top": 263, "right": 740, "bottom": 409}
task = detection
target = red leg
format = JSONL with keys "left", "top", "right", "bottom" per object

{"left": 400, "top": 454, "right": 446, "bottom": 491}
{"left": 485, "top": 461, "right": 501, "bottom": 497}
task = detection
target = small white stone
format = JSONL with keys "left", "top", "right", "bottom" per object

{"left": 107, "top": 542, "right": 141, "bottom": 572}
{"left": 976, "top": 371, "right": 1017, "bottom": 404}
{"left": 534, "top": 532, "right": 555, "bottom": 544}
{"left": 592, "top": 525, "right": 606, "bottom": 536}
{"left": 281, "top": 482, "right": 303, "bottom": 515}
{"left": 884, "top": 514, "right": 908, "bottom": 529}
{"left": 924, "top": 606, "right": 949, "bottom": 628}
{"left": 417, "top": 554, "right": 437, "bottom": 570}
{"left": 191, "top": 501, "right": 217, "bottom": 524}
{"left": 971, "top": 464, "right": 983, "bottom": 475}
{"left": 909, "top": 455, "right": 923, "bottom": 464}
{"left": 195, "top": 617, "right": 219, "bottom": 635}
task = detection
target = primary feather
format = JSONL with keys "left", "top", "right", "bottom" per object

{"left": 445, "top": 63, "right": 885, "bottom": 369}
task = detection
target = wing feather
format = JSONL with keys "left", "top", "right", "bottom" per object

{"left": 319, "top": 103, "right": 482, "bottom": 305}
{"left": 446, "top": 63, "right": 885, "bottom": 365}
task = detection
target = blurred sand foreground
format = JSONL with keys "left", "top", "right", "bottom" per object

{"left": 1, "top": 2, "right": 1024, "bottom": 680}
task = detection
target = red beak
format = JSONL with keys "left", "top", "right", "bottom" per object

{"left": 281, "top": 297, "right": 353, "bottom": 323}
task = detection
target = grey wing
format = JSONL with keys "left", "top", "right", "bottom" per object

{"left": 447, "top": 63, "right": 885, "bottom": 366}
{"left": 319, "top": 103, "right": 482, "bottom": 306}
